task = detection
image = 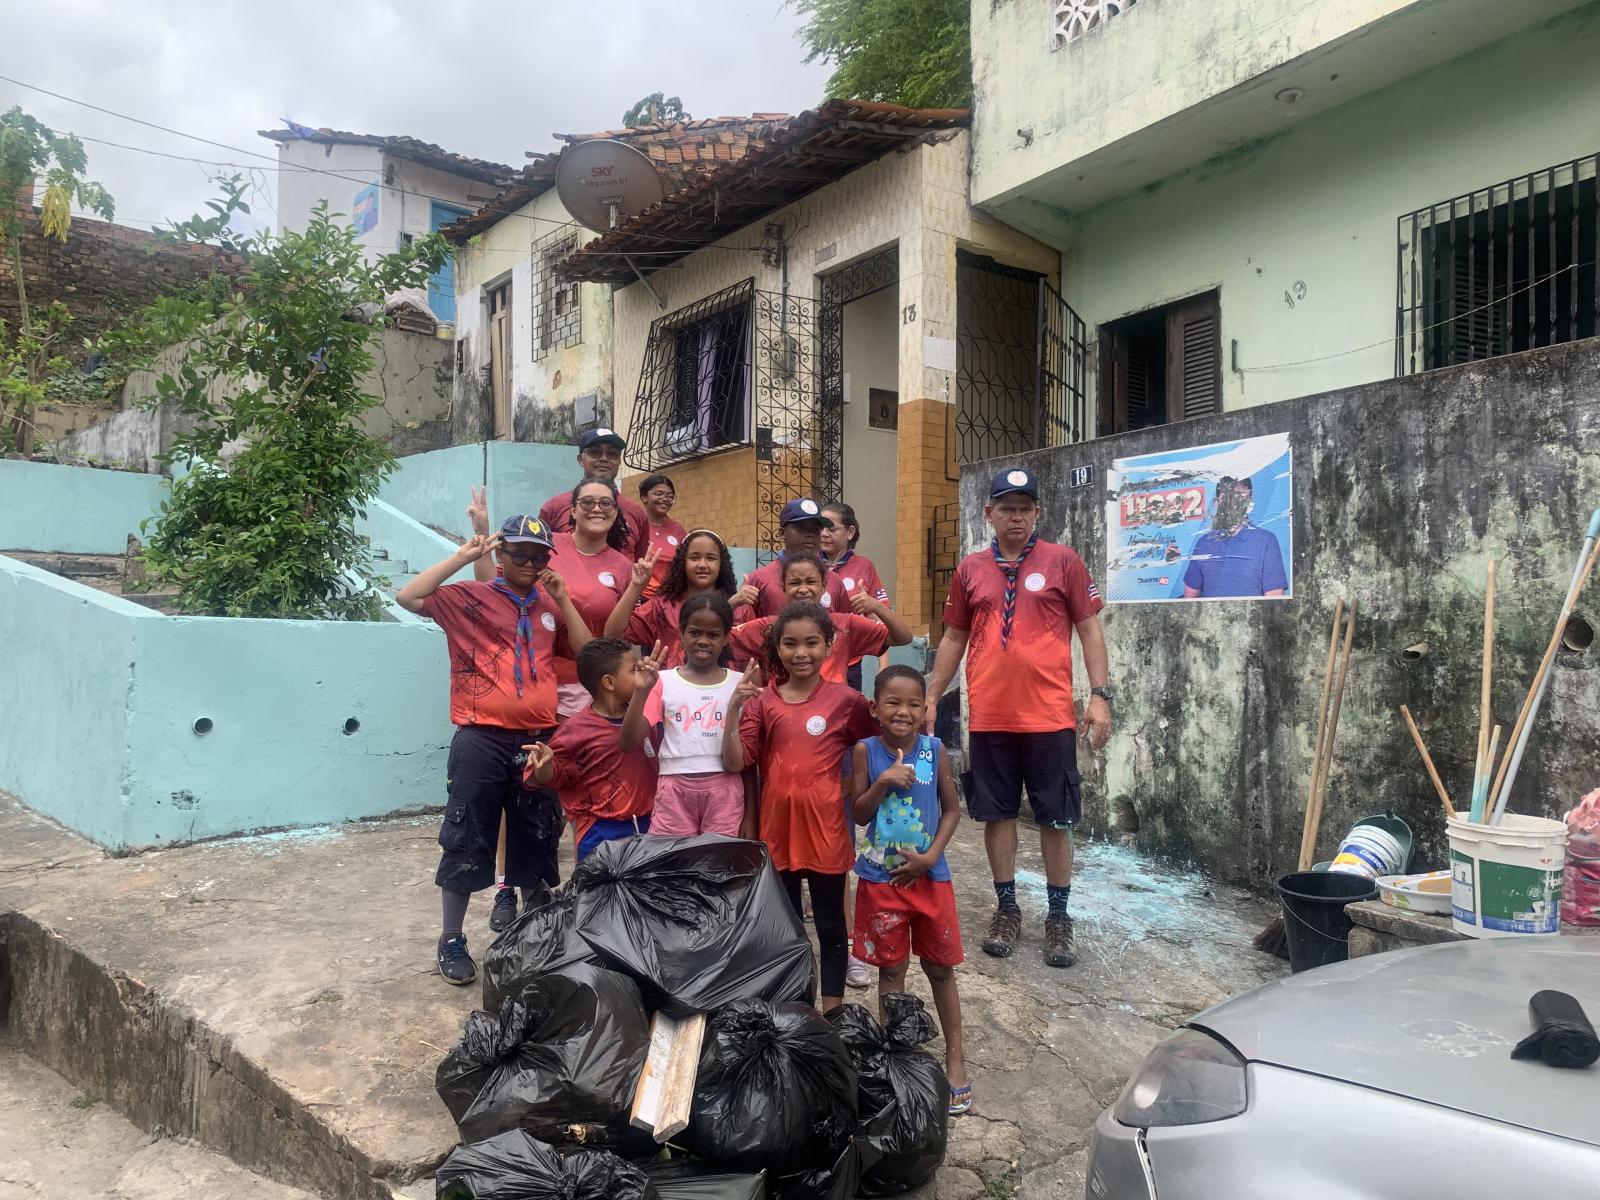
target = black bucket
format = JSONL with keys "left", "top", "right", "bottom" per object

{"left": 1274, "top": 871, "right": 1378, "bottom": 974}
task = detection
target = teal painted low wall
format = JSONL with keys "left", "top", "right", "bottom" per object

{"left": 0, "top": 553, "right": 451, "bottom": 850}
{"left": 381, "top": 441, "right": 577, "bottom": 542}
{"left": 0, "top": 459, "right": 167, "bottom": 553}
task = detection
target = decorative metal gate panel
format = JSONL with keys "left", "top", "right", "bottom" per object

{"left": 755, "top": 289, "right": 842, "bottom": 559}
{"left": 953, "top": 250, "right": 1088, "bottom": 465}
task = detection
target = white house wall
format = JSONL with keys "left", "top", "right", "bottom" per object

{"left": 453, "top": 188, "right": 615, "bottom": 442}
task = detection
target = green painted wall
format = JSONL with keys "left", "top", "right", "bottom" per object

{"left": 0, "top": 459, "right": 167, "bottom": 554}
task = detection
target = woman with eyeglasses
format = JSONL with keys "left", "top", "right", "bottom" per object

{"left": 547, "top": 476, "right": 633, "bottom": 719}
{"left": 636, "top": 473, "right": 686, "bottom": 602}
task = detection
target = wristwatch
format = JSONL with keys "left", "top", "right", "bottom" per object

{"left": 1090, "top": 686, "right": 1115, "bottom": 706}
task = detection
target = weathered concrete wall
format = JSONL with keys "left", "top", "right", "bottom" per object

{"left": 57, "top": 326, "right": 454, "bottom": 470}
{"left": 958, "top": 340, "right": 1600, "bottom": 887}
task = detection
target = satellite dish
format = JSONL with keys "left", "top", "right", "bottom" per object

{"left": 555, "top": 140, "right": 667, "bottom": 233}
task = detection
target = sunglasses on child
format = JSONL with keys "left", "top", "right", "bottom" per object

{"left": 500, "top": 547, "right": 552, "bottom": 566}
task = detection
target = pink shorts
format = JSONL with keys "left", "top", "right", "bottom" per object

{"left": 651, "top": 773, "right": 745, "bottom": 838}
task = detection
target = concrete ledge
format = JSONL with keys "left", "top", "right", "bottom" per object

{"left": 1348, "top": 898, "right": 1600, "bottom": 958}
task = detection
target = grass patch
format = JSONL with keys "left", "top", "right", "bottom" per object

{"left": 69, "top": 1091, "right": 102, "bottom": 1110}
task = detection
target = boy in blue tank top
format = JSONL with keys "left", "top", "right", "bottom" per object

{"left": 850, "top": 665, "right": 970, "bottom": 1115}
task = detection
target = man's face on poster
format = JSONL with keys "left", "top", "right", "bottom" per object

{"left": 1213, "top": 478, "right": 1252, "bottom": 535}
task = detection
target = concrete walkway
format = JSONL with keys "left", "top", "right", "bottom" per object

{"left": 0, "top": 794, "right": 1283, "bottom": 1198}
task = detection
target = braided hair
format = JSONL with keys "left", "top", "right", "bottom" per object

{"left": 761, "top": 599, "right": 835, "bottom": 682}
{"left": 661, "top": 529, "right": 737, "bottom": 600}
{"left": 570, "top": 476, "right": 630, "bottom": 552}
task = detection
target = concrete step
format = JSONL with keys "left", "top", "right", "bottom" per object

{"left": 0, "top": 1042, "right": 317, "bottom": 1200}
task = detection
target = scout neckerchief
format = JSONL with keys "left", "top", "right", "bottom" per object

{"left": 989, "top": 533, "right": 1038, "bottom": 650}
{"left": 490, "top": 579, "right": 541, "bottom": 696}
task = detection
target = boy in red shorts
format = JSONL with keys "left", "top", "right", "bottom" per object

{"left": 849, "top": 665, "right": 969, "bottom": 1116}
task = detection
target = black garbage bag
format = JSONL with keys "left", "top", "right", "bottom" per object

{"left": 772, "top": 1136, "right": 864, "bottom": 1200}
{"left": 685, "top": 999, "right": 857, "bottom": 1175}
{"left": 641, "top": 1158, "right": 766, "bottom": 1200}
{"left": 436, "top": 962, "right": 651, "bottom": 1145}
{"left": 570, "top": 835, "right": 812, "bottom": 1016}
{"left": 435, "top": 1130, "right": 658, "bottom": 1200}
{"left": 481, "top": 887, "right": 595, "bottom": 1013}
{"left": 827, "top": 994, "right": 947, "bottom": 1194}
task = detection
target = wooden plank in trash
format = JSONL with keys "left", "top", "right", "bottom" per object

{"left": 629, "top": 1011, "right": 706, "bottom": 1142}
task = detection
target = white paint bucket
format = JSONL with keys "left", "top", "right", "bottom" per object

{"left": 1448, "top": 814, "right": 1568, "bottom": 938}
{"left": 1329, "top": 819, "right": 1409, "bottom": 881}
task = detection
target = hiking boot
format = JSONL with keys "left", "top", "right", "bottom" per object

{"left": 1044, "top": 913, "right": 1077, "bottom": 968}
{"left": 981, "top": 906, "right": 1022, "bottom": 958}
{"left": 488, "top": 886, "right": 518, "bottom": 933}
{"left": 437, "top": 936, "right": 477, "bottom": 986}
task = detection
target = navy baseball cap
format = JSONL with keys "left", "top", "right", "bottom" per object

{"left": 990, "top": 467, "right": 1039, "bottom": 501}
{"left": 499, "top": 515, "right": 555, "bottom": 549}
{"left": 578, "top": 427, "right": 626, "bottom": 451}
{"left": 779, "top": 497, "right": 831, "bottom": 528}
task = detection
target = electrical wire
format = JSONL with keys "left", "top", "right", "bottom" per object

{"left": 1240, "top": 260, "right": 1592, "bottom": 371}
{"left": 0, "top": 72, "right": 768, "bottom": 256}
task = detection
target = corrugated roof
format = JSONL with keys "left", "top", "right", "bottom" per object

{"left": 558, "top": 100, "right": 969, "bottom": 284}
{"left": 258, "top": 127, "right": 515, "bottom": 185}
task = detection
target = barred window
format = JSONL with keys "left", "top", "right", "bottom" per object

{"left": 627, "top": 279, "right": 754, "bottom": 469}
{"left": 532, "top": 227, "right": 582, "bottom": 360}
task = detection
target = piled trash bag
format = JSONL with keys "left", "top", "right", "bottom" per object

{"left": 436, "top": 961, "right": 651, "bottom": 1147}
{"left": 827, "top": 995, "right": 949, "bottom": 1195}
{"left": 434, "top": 835, "right": 945, "bottom": 1200}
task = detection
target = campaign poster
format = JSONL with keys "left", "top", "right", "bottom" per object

{"left": 352, "top": 185, "right": 380, "bottom": 236}
{"left": 1104, "top": 432, "right": 1292, "bottom": 603}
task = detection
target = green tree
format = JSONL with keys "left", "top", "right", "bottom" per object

{"left": 621, "top": 92, "right": 690, "bottom": 127}
{"left": 791, "top": 0, "right": 972, "bottom": 109}
{"left": 142, "top": 202, "right": 447, "bottom": 619}
{"left": 0, "top": 106, "right": 114, "bottom": 453}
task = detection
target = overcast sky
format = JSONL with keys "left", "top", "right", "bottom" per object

{"left": 1, "top": 0, "right": 832, "bottom": 233}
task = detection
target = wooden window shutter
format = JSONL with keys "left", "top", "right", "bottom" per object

{"left": 1166, "top": 293, "right": 1221, "bottom": 421}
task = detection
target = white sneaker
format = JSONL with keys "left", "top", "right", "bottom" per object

{"left": 845, "top": 956, "right": 872, "bottom": 989}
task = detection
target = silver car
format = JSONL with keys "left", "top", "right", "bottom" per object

{"left": 1087, "top": 937, "right": 1600, "bottom": 1198}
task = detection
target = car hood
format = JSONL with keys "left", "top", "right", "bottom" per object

{"left": 1191, "top": 938, "right": 1600, "bottom": 1146}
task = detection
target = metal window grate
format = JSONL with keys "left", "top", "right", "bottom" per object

{"left": 1052, "top": 0, "right": 1137, "bottom": 49}
{"left": 1397, "top": 153, "right": 1598, "bottom": 375}
{"left": 532, "top": 226, "right": 582, "bottom": 360}
{"left": 755, "top": 289, "right": 840, "bottom": 560}
{"left": 627, "top": 278, "right": 755, "bottom": 471}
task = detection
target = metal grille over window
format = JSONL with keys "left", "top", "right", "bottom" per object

{"left": 628, "top": 278, "right": 756, "bottom": 471}
{"left": 1052, "top": 0, "right": 1137, "bottom": 49}
{"left": 532, "top": 227, "right": 582, "bottom": 361}
{"left": 756, "top": 288, "right": 842, "bottom": 560}
{"left": 953, "top": 250, "right": 1088, "bottom": 466}
{"left": 1397, "top": 153, "right": 1598, "bottom": 375}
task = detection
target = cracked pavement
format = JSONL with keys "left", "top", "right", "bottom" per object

{"left": 0, "top": 794, "right": 1283, "bottom": 1198}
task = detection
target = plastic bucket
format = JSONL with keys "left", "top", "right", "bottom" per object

{"left": 1328, "top": 814, "right": 1413, "bottom": 880}
{"left": 1448, "top": 814, "right": 1568, "bottom": 938}
{"left": 1274, "top": 870, "right": 1379, "bottom": 974}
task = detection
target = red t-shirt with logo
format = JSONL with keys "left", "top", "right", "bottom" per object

{"left": 738, "top": 681, "right": 878, "bottom": 873}
{"left": 737, "top": 556, "right": 852, "bottom": 621}
{"left": 729, "top": 614, "right": 888, "bottom": 685}
{"left": 625, "top": 594, "right": 689, "bottom": 667}
{"left": 419, "top": 580, "right": 570, "bottom": 730}
{"left": 548, "top": 532, "right": 631, "bottom": 686}
{"left": 943, "top": 540, "right": 1104, "bottom": 734}
{"left": 639, "top": 518, "right": 688, "bottom": 600}
{"left": 537, "top": 489, "right": 651, "bottom": 561}
{"left": 829, "top": 550, "right": 890, "bottom": 605}
{"left": 540, "top": 706, "right": 659, "bottom": 844}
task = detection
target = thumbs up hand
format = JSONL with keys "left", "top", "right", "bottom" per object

{"left": 881, "top": 746, "right": 917, "bottom": 791}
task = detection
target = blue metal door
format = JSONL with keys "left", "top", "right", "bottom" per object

{"left": 428, "top": 201, "right": 471, "bottom": 322}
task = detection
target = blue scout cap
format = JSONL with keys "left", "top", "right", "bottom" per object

{"left": 578, "top": 427, "right": 626, "bottom": 451}
{"left": 989, "top": 467, "right": 1039, "bottom": 501}
{"left": 499, "top": 515, "right": 555, "bottom": 549}
{"left": 779, "top": 498, "right": 831, "bottom": 528}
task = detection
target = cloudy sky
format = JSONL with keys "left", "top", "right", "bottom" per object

{"left": 1, "top": 0, "right": 832, "bottom": 233}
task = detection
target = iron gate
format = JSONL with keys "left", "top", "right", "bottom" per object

{"left": 953, "top": 250, "right": 1089, "bottom": 466}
